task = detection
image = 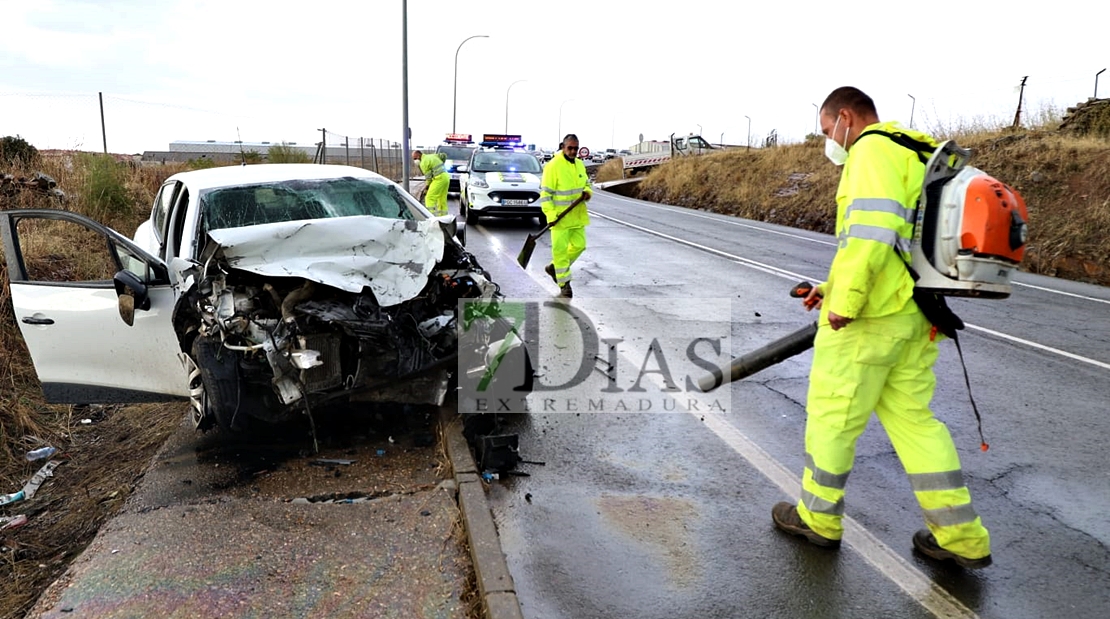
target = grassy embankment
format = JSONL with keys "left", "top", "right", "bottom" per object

{"left": 596, "top": 110, "right": 1110, "bottom": 285}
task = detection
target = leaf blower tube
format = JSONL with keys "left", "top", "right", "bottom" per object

{"left": 697, "top": 282, "right": 819, "bottom": 392}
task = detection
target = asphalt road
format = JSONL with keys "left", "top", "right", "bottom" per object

{"left": 458, "top": 189, "right": 1110, "bottom": 619}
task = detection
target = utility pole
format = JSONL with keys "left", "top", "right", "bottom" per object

{"left": 1097, "top": 68, "right": 1107, "bottom": 99}
{"left": 1012, "top": 76, "right": 1029, "bottom": 129}
{"left": 744, "top": 115, "right": 751, "bottom": 150}
{"left": 401, "top": 0, "right": 411, "bottom": 192}
{"left": 908, "top": 94, "right": 916, "bottom": 128}
{"left": 811, "top": 103, "right": 818, "bottom": 135}
{"left": 99, "top": 92, "right": 107, "bottom": 154}
{"left": 318, "top": 128, "right": 326, "bottom": 164}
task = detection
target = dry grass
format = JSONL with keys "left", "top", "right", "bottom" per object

{"left": 594, "top": 159, "right": 625, "bottom": 183}
{"left": 635, "top": 119, "right": 1110, "bottom": 285}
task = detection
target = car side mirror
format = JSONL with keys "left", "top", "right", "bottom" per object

{"left": 113, "top": 270, "right": 151, "bottom": 327}
{"left": 436, "top": 214, "right": 466, "bottom": 247}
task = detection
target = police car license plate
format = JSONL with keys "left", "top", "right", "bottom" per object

{"left": 502, "top": 199, "right": 530, "bottom": 206}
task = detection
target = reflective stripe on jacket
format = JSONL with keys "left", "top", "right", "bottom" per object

{"left": 420, "top": 154, "right": 446, "bottom": 178}
{"left": 539, "top": 155, "right": 591, "bottom": 228}
{"left": 822, "top": 121, "right": 939, "bottom": 320}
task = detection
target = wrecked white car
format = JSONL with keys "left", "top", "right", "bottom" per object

{"left": 1, "top": 164, "right": 518, "bottom": 432}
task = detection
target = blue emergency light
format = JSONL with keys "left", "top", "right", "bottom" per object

{"left": 480, "top": 133, "right": 524, "bottom": 148}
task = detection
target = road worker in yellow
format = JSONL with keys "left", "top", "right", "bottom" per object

{"left": 771, "top": 87, "right": 992, "bottom": 569}
{"left": 413, "top": 149, "right": 449, "bottom": 216}
{"left": 540, "top": 134, "right": 591, "bottom": 299}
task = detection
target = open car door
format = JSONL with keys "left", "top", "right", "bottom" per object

{"left": 0, "top": 209, "right": 188, "bottom": 403}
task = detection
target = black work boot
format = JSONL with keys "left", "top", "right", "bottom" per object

{"left": 545, "top": 263, "right": 558, "bottom": 284}
{"left": 771, "top": 502, "right": 841, "bottom": 548}
{"left": 558, "top": 282, "right": 573, "bottom": 299}
{"left": 912, "top": 529, "right": 992, "bottom": 569}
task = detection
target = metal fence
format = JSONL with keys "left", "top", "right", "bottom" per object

{"left": 314, "top": 130, "right": 404, "bottom": 181}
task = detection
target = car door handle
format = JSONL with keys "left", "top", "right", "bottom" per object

{"left": 21, "top": 316, "right": 55, "bottom": 325}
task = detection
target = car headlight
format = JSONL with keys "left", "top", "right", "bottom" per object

{"left": 470, "top": 174, "right": 488, "bottom": 189}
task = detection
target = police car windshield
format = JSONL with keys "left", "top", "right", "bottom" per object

{"left": 437, "top": 146, "right": 474, "bottom": 160}
{"left": 472, "top": 151, "right": 542, "bottom": 174}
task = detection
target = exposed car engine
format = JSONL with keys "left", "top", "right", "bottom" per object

{"left": 179, "top": 237, "right": 500, "bottom": 432}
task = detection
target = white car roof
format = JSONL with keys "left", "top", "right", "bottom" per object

{"left": 166, "top": 164, "right": 388, "bottom": 192}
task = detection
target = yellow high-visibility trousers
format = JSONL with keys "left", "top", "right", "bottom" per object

{"left": 424, "top": 173, "right": 449, "bottom": 216}
{"left": 550, "top": 226, "right": 586, "bottom": 286}
{"left": 797, "top": 311, "right": 991, "bottom": 560}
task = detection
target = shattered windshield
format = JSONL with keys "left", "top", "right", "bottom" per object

{"left": 472, "top": 152, "right": 542, "bottom": 174}
{"left": 201, "top": 176, "right": 421, "bottom": 231}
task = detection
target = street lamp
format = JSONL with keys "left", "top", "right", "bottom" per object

{"left": 505, "top": 79, "right": 527, "bottom": 133}
{"left": 558, "top": 98, "right": 576, "bottom": 143}
{"left": 744, "top": 115, "right": 751, "bottom": 150}
{"left": 908, "top": 94, "right": 916, "bottom": 128}
{"left": 401, "top": 0, "right": 410, "bottom": 192}
{"left": 452, "top": 35, "right": 488, "bottom": 133}
{"left": 1097, "top": 68, "right": 1107, "bottom": 99}
{"left": 812, "top": 103, "right": 818, "bottom": 135}
{"left": 696, "top": 124, "right": 702, "bottom": 136}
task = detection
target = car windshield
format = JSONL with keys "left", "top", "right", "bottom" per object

{"left": 437, "top": 146, "right": 475, "bottom": 160}
{"left": 471, "top": 151, "right": 542, "bottom": 174}
{"left": 200, "top": 176, "right": 421, "bottom": 231}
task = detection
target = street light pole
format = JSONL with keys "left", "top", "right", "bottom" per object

{"left": 401, "top": 0, "right": 411, "bottom": 192}
{"left": 696, "top": 123, "right": 702, "bottom": 136}
{"left": 558, "top": 98, "right": 575, "bottom": 143}
{"left": 1097, "top": 68, "right": 1107, "bottom": 99}
{"left": 811, "top": 103, "right": 818, "bottom": 135}
{"left": 505, "top": 79, "right": 527, "bottom": 133}
{"left": 744, "top": 115, "right": 751, "bottom": 150}
{"left": 908, "top": 94, "right": 916, "bottom": 128}
{"left": 452, "top": 34, "right": 488, "bottom": 134}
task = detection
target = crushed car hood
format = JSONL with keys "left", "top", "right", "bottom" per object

{"left": 206, "top": 216, "right": 446, "bottom": 307}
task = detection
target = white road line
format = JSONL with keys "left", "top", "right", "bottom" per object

{"left": 597, "top": 191, "right": 838, "bottom": 246}
{"left": 595, "top": 191, "right": 1110, "bottom": 304}
{"left": 505, "top": 254, "right": 978, "bottom": 619}
{"left": 592, "top": 210, "right": 1110, "bottom": 374}
{"left": 1010, "top": 281, "right": 1110, "bottom": 304}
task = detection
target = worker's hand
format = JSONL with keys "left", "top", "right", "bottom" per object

{"left": 828, "top": 312, "right": 854, "bottom": 331}
{"left": 802, "top": 287, "right": 823, "bottom": 311}
{"left": 582, "top": 191, "right": 592, "bottom": 202}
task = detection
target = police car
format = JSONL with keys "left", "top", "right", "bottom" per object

{"left": 435, "top": 133, "right": 477, "bottom": 194}
{"left": 459, "top": 134, "right": 546, "bottom": 226}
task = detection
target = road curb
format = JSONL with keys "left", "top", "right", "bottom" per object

{"left": 441, "top": 412, "right": 524, "bottom": 619}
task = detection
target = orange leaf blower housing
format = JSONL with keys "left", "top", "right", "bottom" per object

{"left": 959, "top": 175, "right": 1029, "bottom": 264}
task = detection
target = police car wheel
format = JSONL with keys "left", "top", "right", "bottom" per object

{"left": 466, "top": 207, "right": 479, "bottom": 226}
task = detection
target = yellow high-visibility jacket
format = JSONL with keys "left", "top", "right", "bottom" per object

{"left": 539, "top": 154, "right": 591, "bottom": 228}
{"left": 819, "top": 121, "right": 939, "bottom": 320}
{"left": 419, "top": 153, "right": 446, "bottom": 179}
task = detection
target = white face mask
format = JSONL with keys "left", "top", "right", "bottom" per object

{"left": 824, "top": 116, "right": 850, "bottom": 166}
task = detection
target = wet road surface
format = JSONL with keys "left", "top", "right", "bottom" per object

{"left": 460, "top": 190, "right": 1110, "bottom": 619}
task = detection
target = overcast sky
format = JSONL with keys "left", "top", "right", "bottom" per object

{"left": 1, "top": 0, "right": 1106, "bottom": 155}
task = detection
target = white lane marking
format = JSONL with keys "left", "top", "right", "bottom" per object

{"left": 1010, "top": 281, "right": 1110, "bottom": 305}
{"left": 597, "top": 191, "right": 838, "bottom": 246}
{"left": 595, "top": 191, "right": 1110, "bottom": 305}
{"left": 506, "top": 258, "right": 979, "bottom": 619}
{"left": 965, "top": 324, "right": 1110, "bottom": 371}
{"left": 592, "top": 210, "right": 1110, "bottom": 373}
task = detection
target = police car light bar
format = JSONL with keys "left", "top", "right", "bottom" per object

{"left": 445, "top": 133, "right": 473, "bottom": 144}
{"left": 480, "top": 133, "right": 523, "bottom": 147}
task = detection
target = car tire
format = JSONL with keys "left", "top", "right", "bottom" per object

{"left": 191, "top": 336, "right": 250, "bottom": 433}
{"left": 465, "top": 206, "right": 479, "bottom": 226}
